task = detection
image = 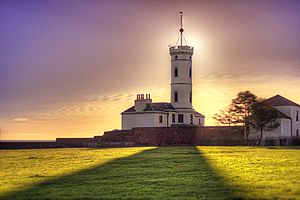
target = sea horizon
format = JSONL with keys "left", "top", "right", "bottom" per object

{"left": 0, "top": 140, "right": 56, "bottom": 142}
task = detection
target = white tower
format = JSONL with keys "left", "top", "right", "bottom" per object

{"left": 170, "top": 12, "right": 193, "bottom": 110}
{"left": 121, "top": 12, "right": 204, "bottom": 129}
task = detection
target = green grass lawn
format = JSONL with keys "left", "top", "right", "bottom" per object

{"left": 0, "top": 146, "right": 299, "bottom": 199}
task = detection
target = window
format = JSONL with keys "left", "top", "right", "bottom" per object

{"left": 174, "top": 92, "right": 178, "bottom": 102}
{"left": 172, "top": 114, "right": 175, "bottom": 123}
{"left": 189, "top": 67, "right": 191, "bottom": 77}
{"left": 190, "top": 114, "right": 193, "bottom": 125}
{"left": 175, "top": 55, "right": 178, "bottom": 60}
{"left": 178, "top": 114, "right": 184, "bottom": 123}
{"left": 199, "top": 118, "right": 201, "bottom": 125}
{"left": 189, "top": 92, "right": 192, "bottom": 103}
{"left": 175, "top": 68, "right": 178, "bottom": 77}
{"left": 297, "top": 111, "right": 299, "bottom": 122}
{"left": 297, "top": 129, "right": 299, "bottom": 136}
{"left": 159, "top": 115, "right": 163, "bottom": 123}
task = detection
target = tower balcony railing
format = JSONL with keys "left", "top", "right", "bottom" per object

{"left": 169, "top": 46, "right": 193, "bottom": 51}
{"left": 169, "top": 45, "right": 193, "bottom": 56}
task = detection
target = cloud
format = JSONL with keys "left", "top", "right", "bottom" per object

{"left": 8, "top": 93, "right": 135, "bottom": 123}
{"left": 12, "top": 118, "right": 29, "bottom": 122}
{"left": 83, "top": 93, "right": 135, "bottom": 102}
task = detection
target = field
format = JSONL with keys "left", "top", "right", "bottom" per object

{"left": 0, "top": 146, "right": 299, "bottom": 200}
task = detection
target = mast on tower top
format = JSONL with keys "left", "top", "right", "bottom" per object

{"left": 179, "top": 11, "right": 184, "bottom": 46}
{"left": 172, "top": 12, "right": 189, "bottom": 47}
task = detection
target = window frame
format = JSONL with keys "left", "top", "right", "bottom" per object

{"left": 172, "top": 114, "right": 176, "bottom": 123}
{"left": 178, "top": 114, "right": 184, "bottom": 123}
{"left": 159, "top": 115, "right": 163, "bottom": 124}
{"left": 175, "top": 68, "right": 178, "bottom": 77}
{"left": 174, "top": 91, "right": 178, "bottom": 102}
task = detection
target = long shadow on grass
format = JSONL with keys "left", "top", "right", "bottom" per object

{"left": 1, "top": 147, "right": 238, "bottom": 200}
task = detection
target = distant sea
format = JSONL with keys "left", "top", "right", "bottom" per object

{"left": 0, "top": 140, "right": 56, "bottom": 142}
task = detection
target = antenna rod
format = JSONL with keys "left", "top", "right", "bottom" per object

{"left": 179, "top": 12, "right": 183, "bottom": 46}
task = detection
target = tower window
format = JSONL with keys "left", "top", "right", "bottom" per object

{"left": 172, "top": 114, "right": 175, "bottom": 123}
{"left": 174, "top": 92, "right": 178, "bottom": 102}
{"left": 175, "top": 68, "right": 178, "bottom": 77}
{"left": 296, "top": 111, "right": 299, "bottom": 122}
{"left": 159, "top": 115, "right": 163, "bottom": 123}
{"left": 297, "top": 129, "right": 299, "bottom": 136}
{"left": 175, "top": 55, "right": 178, "bottom": 60}
{"left": 189, "top": 67, "right": 191, "bottom": 77}
{"left": 178, "top": 114, "right": 184, "bottom": 123}
{"left": 190, "top": 114, "right": 193, "bottom": 125}
{"left": 190, "top": 92, "right": 192, "bottom": 103}
{"left": 199, "top": 118, "right": 201, "bottom": 125}
{"left": 189, "top": 56, "right": 191, "bottom": 60}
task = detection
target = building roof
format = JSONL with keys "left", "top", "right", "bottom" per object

{"left": 275, "top": 110, "right": 291, "bottom": 119}
{"left": 122, "top": 102, "right": 176, "bottom": 113}
{"left": 144, "top": 102, "right": 176, "bottom": 111}
{"left": 122, "top": 102, "right": 205, "bottom": 117}
{"left": 265, "top": 94, "right": 300, "bottom": 107}
{"left": 194, "top": 111, "right": 205, "bottom": 117}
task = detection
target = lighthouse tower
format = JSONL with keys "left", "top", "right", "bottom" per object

{"left": 170, "top": 12, "right": 193, "bottom": 110}
{"left": 121, "top": 12, "right": 205, "bottom": 130}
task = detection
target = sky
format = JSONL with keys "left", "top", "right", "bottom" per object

{"left": 1, "top": 0, "right": 300, "bottom": 140}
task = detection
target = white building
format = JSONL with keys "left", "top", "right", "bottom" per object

{"left": 249, "top": 94, "right": 300, "bottom": 139}
{"left": 121, "top": 13, "right": 205, "bottom": 130}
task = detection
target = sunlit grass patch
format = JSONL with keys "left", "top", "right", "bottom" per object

{"left": 197, "top": 146, "right": 300, "bottom": 199}
{"left": 0, "top": 147, "right": 154, "bottom": 196}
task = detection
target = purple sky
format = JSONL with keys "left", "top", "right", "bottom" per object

{"left": 1, "top": 0, "right": 300, "bottom": 139}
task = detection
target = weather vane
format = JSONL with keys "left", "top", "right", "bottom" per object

{"left": 179, "top": 11, "right": 184, "bottom": 46}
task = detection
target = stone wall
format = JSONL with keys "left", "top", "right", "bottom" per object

{"left": 101, "top": 126, "right": 245, "bottom": 146}
{"left": 0, "top": 138, "right": 97, "bottom": 149}
{"left": 56, "top": 138, "right": 97, "bottom": 147}
{"left": 192, "top": 126, "right": 245, "bottom": 145}
{"left": 0, "top": 142, "right": 57, "bottom": 149}
{"left": 2, "top": 127, "right": 298, "bottom": 149}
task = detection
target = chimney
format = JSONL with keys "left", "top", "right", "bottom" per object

{"left": 134, "top": 93, "right": 152, "bottom": 112}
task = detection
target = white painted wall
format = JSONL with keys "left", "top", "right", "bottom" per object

{"left": 122, "top": 112, "right": 169, "bottom": 130}
{"left": 274, "top": 106, "right": 300, "bottom": 137}
{"left": 171, "top": 84, "right": 192, "bottom": 109}
{"left": 169, "top": 109, "right": 205, "bottom": 126}
{"left": 122, "top": 110, "right": 205, "bottom": 130}
{"left": 171, "top": 60, "right": 192, "bottom": 84}
{"left": 195, "top": 115, "right": 205, "bottom": 126}
{"left": 170, "top": 46, "right": 193, "bottom": 109}
{"left": 281, "top": 118, "right": 292, "bottom": 137}
{"left": 249, "top": 118, "right": 291, "bottom": 139}
{"left": 289, "top": 106, "right": 300, "bottom": 137}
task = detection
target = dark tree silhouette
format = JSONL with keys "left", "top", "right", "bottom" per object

{"left": 213, "top": 104, "right": 238, "bottom": 126}
{"left": 249, "top": 102, "right": 280, "bottom": 145}
{"left": 231, "top": 91, "right": 257, "bottom": 140}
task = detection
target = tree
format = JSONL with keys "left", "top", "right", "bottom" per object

{"left": 213, "top": 104, "right": 238, "bottom": 126}
{"left": 249, "top": 102, "right": 280, "bottom": 145}
{"left": 231, "top": 91, "right": 257, "bottom": 140}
